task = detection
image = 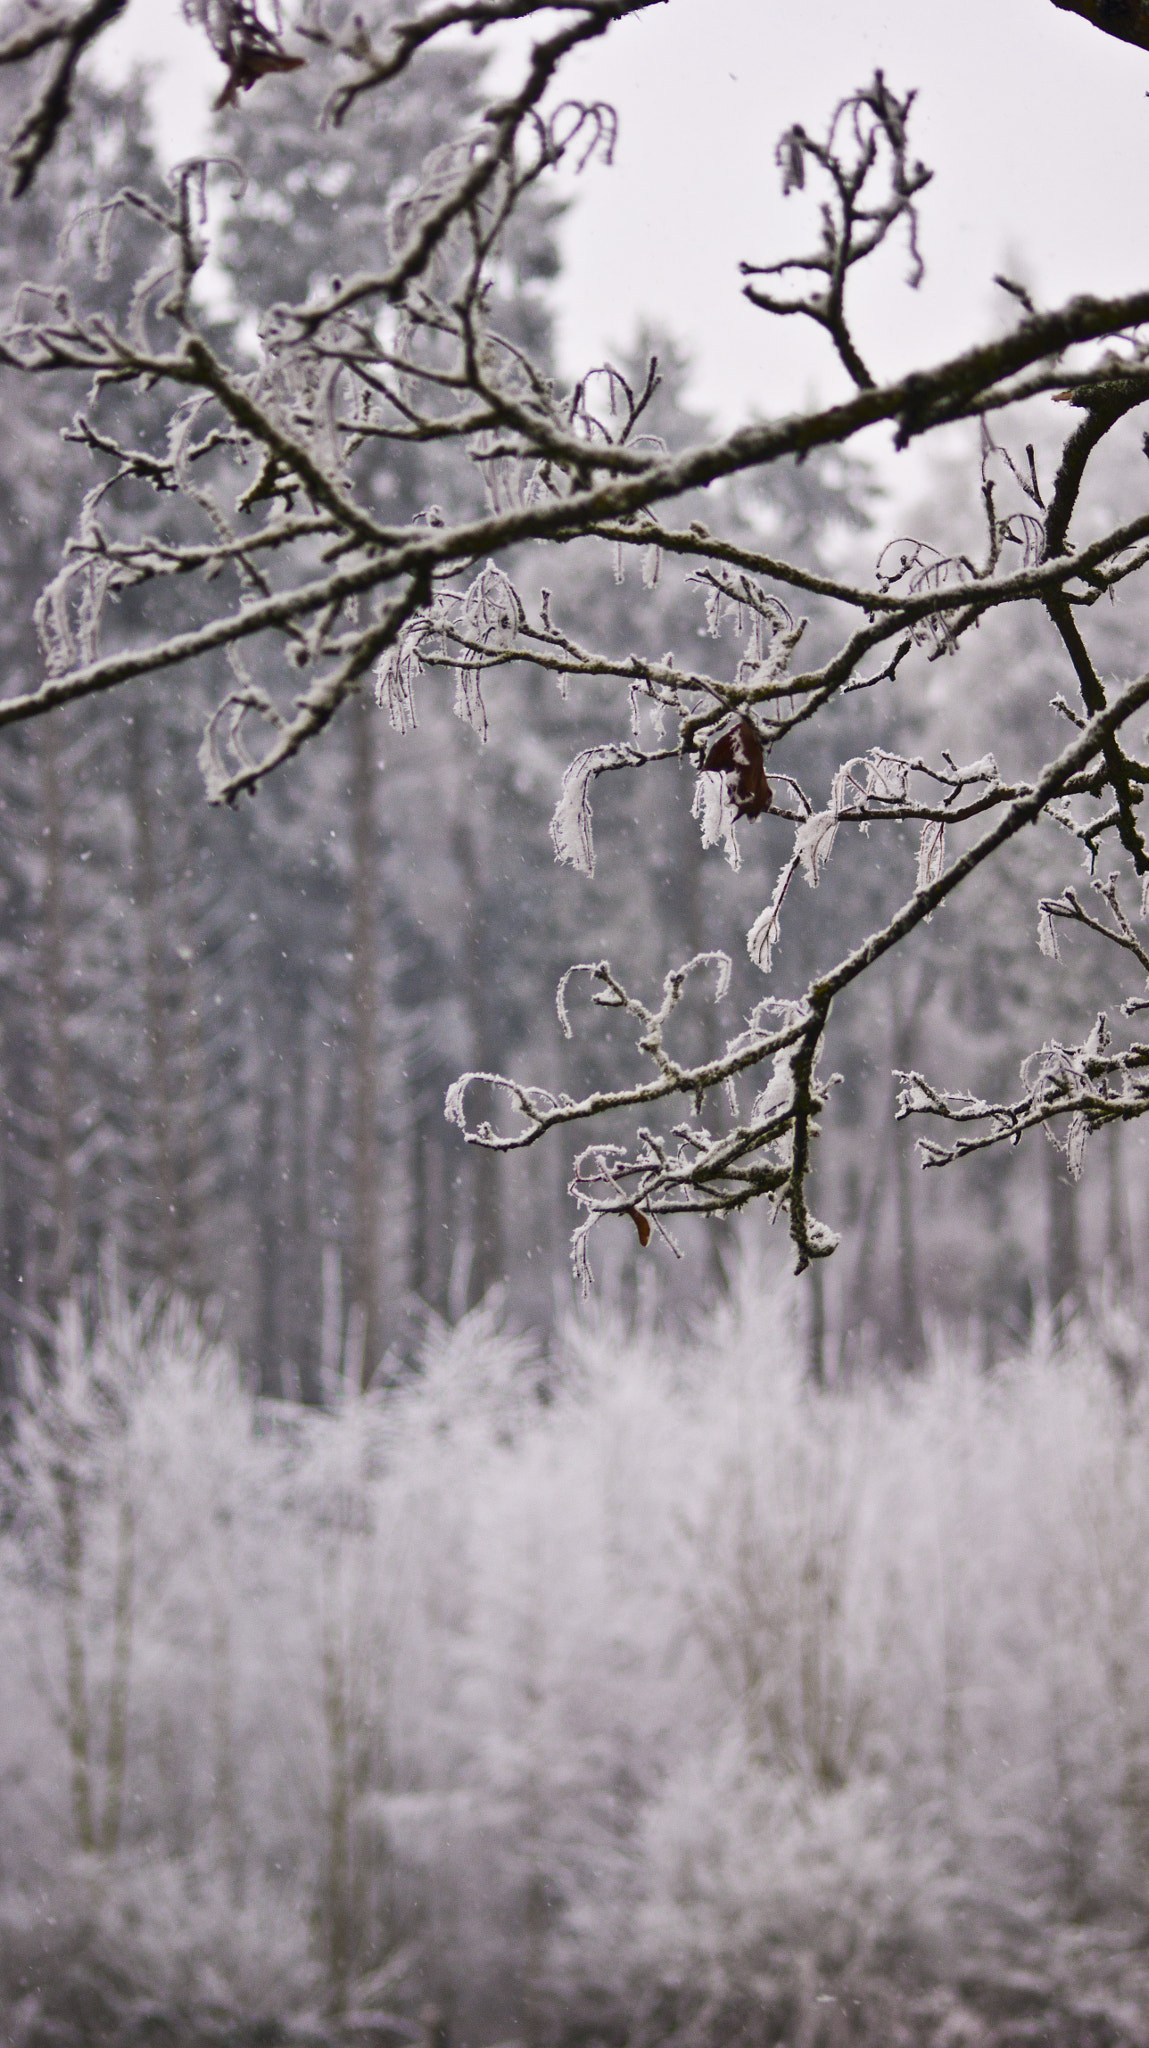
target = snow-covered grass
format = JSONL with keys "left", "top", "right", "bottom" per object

{"left": 4, "top": 1280, "right": 1149, "bottom": 2046}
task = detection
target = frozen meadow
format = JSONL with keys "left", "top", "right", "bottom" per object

{"left": 3, "top": 1283, "right": 1149, "bottom": 2047}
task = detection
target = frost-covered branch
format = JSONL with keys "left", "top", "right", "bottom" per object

{"left": 899, "top": 872, "right": 1149, "bottom": 1180}
{"left": 445, "top": 665, "right": 1149, "bottom": 1278}
{"left": 5, "top": 13, "right": 1149, "bottom": 1279}
{"left": 740, "top": 73, "right": 931, "bottom": 390}
{"left": 0, "top": 0, "right": 129, "bottom": 195}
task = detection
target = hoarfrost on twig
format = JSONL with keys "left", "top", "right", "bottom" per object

{"left": 550, "top": 745, "right": 638, "bottom": 877}
{"left": 747, "top": 856, "right": 800, "bottom": 975}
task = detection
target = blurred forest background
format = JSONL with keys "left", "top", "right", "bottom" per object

{"left": 0, "top": 39, "right": 1132, "bottom": 1396}
{"left": 6, "top": 27, "right": 1149, "bottom": 2048}
{"left": 8, "top": 1290, "right": 1149, "bottom": 2048}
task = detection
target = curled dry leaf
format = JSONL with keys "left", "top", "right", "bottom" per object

{"left": 213, "top": 40, "right": 305, "bottom": 111}
{"left": 624, "top": 1206, "right": 652, "bottom": 1247}
{"left": 703, "top": 717, "right": 773, "bottom": 820}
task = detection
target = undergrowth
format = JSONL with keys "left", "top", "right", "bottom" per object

{"left": 2, "top": 1279, "right": 1149, "bottom": 2047}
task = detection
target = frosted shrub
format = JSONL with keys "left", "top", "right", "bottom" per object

{"left": 6, "top": 1291, "right": 1149, "bottom": 2043}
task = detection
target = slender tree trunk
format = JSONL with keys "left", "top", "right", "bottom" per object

{"left": 408, "top": 1105, "right": 432, "bottom": 1308}
{"left": 451, "top": 812, "right": 503, "bottom": 1306}
{"left": 0, "top": 1045, "right": 11, "bottom": 1397}
{"left": 413, "top": 1106, "right": 454, "bottom": 1318}
{"left": 320, "top": 1241, "right": 343, "bottom": 1405}
{"left": 253, "top": 1067, "right": 281, "bottom": 1398}
{"left": 317, "top": 1035, "right": 345, "bottom": 1399}
{"left": 890, "top": 979, "right": 928, "bottom": 1372}
{"left": 1107, "top": 1119, "right": 1134, "bottom": 1295}
{"left": 1046, "top": 1139, "right": 1081, "bottom": 1329}
{"left": 127, "top": 710, "right": 180, "bottom": 1291}
{"left": 322, "top": 1582, "right": 353, "bottom": 2012}
{"left": 170, "top": 815, "right": 210, "bottom": 1300}
{"left": 806, "top": 1260, "right": 827, "bottom": 1388}
{"left": 0, "top": 1014, "right": 31, "bottom": 1388}
{"left": 288, "top": 1010, "right": 318, "bottom": 1401}
{"left": 59, "top": 1469, "right": 95, "bottom": 1854}
{"left": 99, "top": 1489, "right": 134, "bottom": 1856}
{"left": 466, "top": 1137, "right": 502, "bottom": 1307}
{"left": 348, "top": 694, "right": 382, "bottom": 1382}
{"left": 841, "top": 1115, "right": 889, "bottom": 1377}
{"left": 674, "top": 801, "right": 729, "bottom": 1296}
{"left": 892, "top": 1115, "right": 926, "bottom": 1367}
{"left": 39, "top": 718, "right": 75, "bottom": 1309}
{"left": 211, "top": 1593, "right": 243, "bottom": 1902}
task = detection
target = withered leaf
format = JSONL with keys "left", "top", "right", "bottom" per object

{"left": 213, "top": 42, "right": 306, "bottom": 111}
{"left": 703, "top": 716, "right": 772, "bottom": 819}
{"left": 624, "top": 1207, "right": 652, "bottom": 1248}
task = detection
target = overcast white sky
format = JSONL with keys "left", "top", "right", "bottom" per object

{"left": 95, "top": 0, "right": 1149, "bottom": 433}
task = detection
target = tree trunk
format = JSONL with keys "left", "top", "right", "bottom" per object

{"left": 841, "top": 1126, "right": 888, "bottom": 1379}
{"left": 322, "top": 1575, "right": 353, "bottom": 2012}
{"left": 59, "top": 1468, "right": 95, "bottom": 1854}
{"left": 211, "top": 1593, "right": 243, "bottom": 1902}
{"left": 99, "top": 1489, "right": 134, "bottom": 1856}
{"left": 890, "top": 978, "right": 928, "bottom": 1372}
{"left": 169, "top": 809, "right": 210, "bottom": 1301}
{"left": 348, "top": 694, "right": 383, "bottom": 1383}
{"left": 1106, "top": 1118, "right": 1134, "bottom": 1296}
{"left": 408, "top": 1106, "right": 429, "bottom": 1307}
{"left": 451, "top": 811, "right": 503, "bottom": 1307}
{"left": 672, "top": 796, "right": 729, "bottom": 1297}
{"left": 1046, "top": 1139, "right": 1081, "bottom": 1329}
{"left": 288, "top": 1010, "right": 319, "bottom": 1401}
{"left": 39, "top": 717, "right": 75, "bottom": 1311}
{"left": 892, "top": 1112, "right": 927, "bottom": 1368}
{"left": 127, "top": 709, "right": 181, "bottom": 1291}
{"left": 806, "top": 1259, "right": 827, "bottom": 1388}
{"left": 252, "top": 1064, "right": 281, "bottom": 1399}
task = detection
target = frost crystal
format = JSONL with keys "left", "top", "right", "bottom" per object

{"left": 375, "top": 632, "right": 422, "bottom": 733}
{"left": 459, "top": 561, "right": 523, "bottom": 650}
{"left": 691, "top": 771, "right": 742, "bottom": 871}
{"left": 794, "top": 811, "right": 839, "bottom": 888}
{"left": 752, "top": 1043, "right": 797, "bottom": 1121}
{"left": 915, "top": 819, "right": 946, "bottom": 893}
{"left": 1037, "top": 907, "right": 1061, "bottom": 960}
{"left": 747, "top": 855, "right": 799, "bottom": 974}
{"left": 804, "top": 1216, "right": 841, "bottom": 1255}
{"left": 550, "top": 747, "right": 633, "bottom": 876}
